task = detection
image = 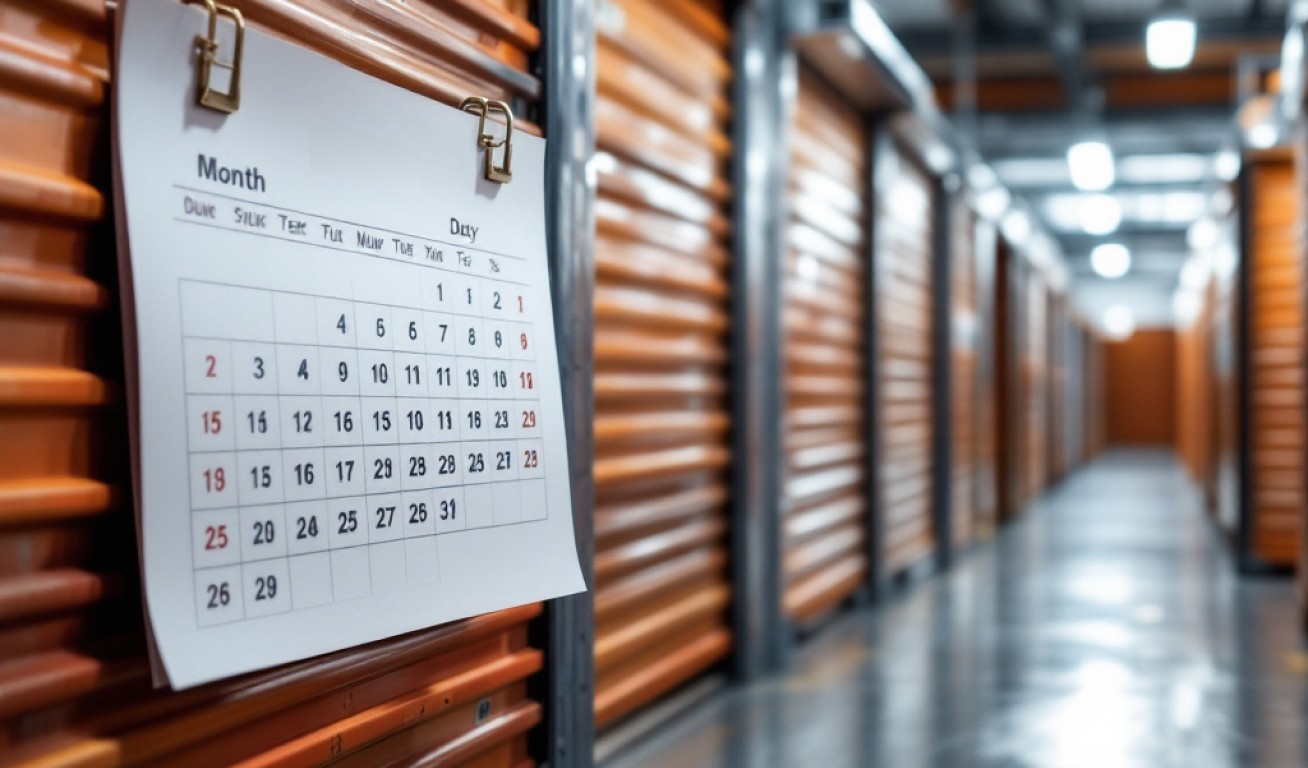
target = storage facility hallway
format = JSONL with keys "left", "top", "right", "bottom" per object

{"left": 16, "top": 0, "right": 1308, "bottom": 766}
{"left": 609, "top": 450, "right": 1308, "bottom": 768}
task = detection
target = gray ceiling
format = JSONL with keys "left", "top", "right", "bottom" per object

{"left": 873, "top": 0, "right": 1286, "bottom": 321}
{"left": 875, "top": 0, "right": 1289, "bottom": 30}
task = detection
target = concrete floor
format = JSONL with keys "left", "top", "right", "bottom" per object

{"left": 606, "top": 449, "right": 1308, "bottom": 768}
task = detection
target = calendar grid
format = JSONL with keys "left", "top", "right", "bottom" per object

{"left": 182, "top": 277, "right": 548, "bottom": 627}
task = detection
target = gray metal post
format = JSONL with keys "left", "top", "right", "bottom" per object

{"left": 540, "top": 0, "right": 596, "bottom": 764}
{"left": 931, "top": 180, "right": 954, "bottom": 571}
{"left": 1236, "top": 158, "right": 1256, "bottom": 574}
{"left": 866, "top": 125, "right": 891, "bottom": 600}
{"left": 731, "top": 0, "right": 789, "bottom": 679}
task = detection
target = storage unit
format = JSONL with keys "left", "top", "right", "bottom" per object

{"left": 1020, "top": 270, "right": 1050, "bottom": 505}
{"left": 1242, "top": 153, "right": 1302, "bottom": 569}
{"left": 590, "top": 0, "right": 734, "bottom": 729}
{"left": 0, "top": 1, "right": 559, "bottom": 764}
{"left": 948, "top": 196, "right": 979, "bottom": 552}
{"left": 1176, "top": 281, "right": 1216, "bottom": 487}
{"left": 972, "top": 215, "right": 1000, "bottom": 538}
{"left": 870, "top": 135, "right": 937, "bottom": 576}
{"left": 779, "top": 67, "right": 870, "bottom": 623}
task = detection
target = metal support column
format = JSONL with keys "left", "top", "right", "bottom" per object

{"left": 931, "top": 180, "right": 955, "bottom": 571}
{"left": 1236, "top": 160, "right": 1257, "bottom": 574}
{"left": 866, "top": 125, "right": 891, "bottom": 600}
{"left": 539, "top": 0, "right": 596, "bottom": 764}
{"left": 731, "top": 0, "right": 789, "bottom": 679}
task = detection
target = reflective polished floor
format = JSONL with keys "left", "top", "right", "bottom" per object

{"left": 607, "top": 449, "right": 1308, "bottom": 768}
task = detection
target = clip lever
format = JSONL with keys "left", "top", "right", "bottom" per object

{"left": 188, "top": 0, "right": 244, "bottom": 114}
{"left": 460, "top": 97, "right": 515, "bottom": 184}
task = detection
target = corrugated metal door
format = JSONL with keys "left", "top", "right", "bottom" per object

{"left": 1247, "top": 157, "right": 1302, "bottom": 568}
{"left": 1021, "top": 272, "right": 1048, "bottom": 504}
{"left": 874, "top": 138, "right": 935, "bottom": 576}
{"left": 1, "top": 1, "right": 551, "bottom": 765}
{"left": 949, "top": 197, "right": 978, "bottom": 552}
{"left": 590, "top": 0, "right": 734, "bottom": 729}
{"left": 974, "top": 219, "right": 999, "bottom": 536}
{"left": 780, "top": 67, "right": 869, "bottom": 623}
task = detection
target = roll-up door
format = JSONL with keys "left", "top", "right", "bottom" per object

{"left": 1, "top": 1, "right": 549, "bottom": 765}
{"left": 591, "top": 0, "right": 734, "bottom": 729}
{"left": 1021, "top": 272, "right": 1048, "bottom": 504}
{"left": 1247, "top": 157, "right": 1301, "bottom": 568}
{"left": 974, "top": 220, "right": 999, "bottom": 536}
{"left": 873, "top": 138, "right": 935, "bottom": 576}
{"left": 949, "top": 198, "right": 978, "bottom": 552}
{"left": 781, "top": 68, "right": 869, "bottom": 623}
{"left": 1047, "top": 300, "right": 1068, "bottom": 480}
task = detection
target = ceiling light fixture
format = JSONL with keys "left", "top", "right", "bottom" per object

{"left": 1248, "top": 121, "right": 1278, "bottom": 149}
{"left": 1187, "top": 219, "right": 1219, "bottom": 251}
{"left": 1090, "top": 243, "right": 1131, "bottom": 279}
{"left": 1146, "top": 2, "right": 1196, "bottom": 70}
{"left": 1002, "top": 209, "right": 1031, "bottom": 244}
{"left": 1067, "top": 140, "right": 1115, "bottom": 191}
{"left": 1079, "top": 194, "right": 1122, "bottom": 235}
{"left": 1214, "top": 150, "right": 1240, "bottom": 181}
{"left": 1103, "top": 305, "right": 1136, "bottom": 340}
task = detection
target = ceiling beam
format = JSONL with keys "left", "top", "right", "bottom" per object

{"left": 899, "top": 15, "right": 1285, "bottom": 55}
{"left": 937, "top": 69, "right": 1239, "bottom": 112}
{"left": 1038, "top": 0, "right": 1092, "bottom": 113}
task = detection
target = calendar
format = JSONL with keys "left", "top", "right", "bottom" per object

{"left": 114, "top": 0, "right": 583, "bottom": 688}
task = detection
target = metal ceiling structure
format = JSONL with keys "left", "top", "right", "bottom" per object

{"left": 874, "top": 0, "right": 1289, "bottom": 326}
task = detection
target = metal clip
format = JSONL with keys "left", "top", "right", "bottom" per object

{"left": 460, "top": 97, "right": 514, "bottom": 184}
{"left": 188, "top": 0, "right": 244, "bottom": 114}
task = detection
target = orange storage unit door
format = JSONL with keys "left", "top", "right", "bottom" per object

{"left": 781, "top": 67, "right": 870, "bottom": 623}
{"left": 1021, "top": 271, "right": 1049, "bottom": 503}
{"left": 1247, "top": 156, "right": 1302, "bottom": 568}
{"left": 873, "top": 138, "right": 936, "bottom": 576}
{"left": 974, "top": 219, "right": 999, "bottom": 536}
{"left": 0, "top": 1, "right": 550, "bottom": 765}
{"left": 949, "top": 196, "right": 978, "bottom": 552}
{"left": 591, "top": 0, "right": 734, "bottom": 729}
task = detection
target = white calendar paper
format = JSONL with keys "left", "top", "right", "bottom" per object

{"left": 114, "top": 0, "right": 583, "bottom": 688}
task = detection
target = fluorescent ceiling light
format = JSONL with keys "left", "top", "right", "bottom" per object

{"left": 967, "top": 164, "right": 998, "bottom": 190}
{"left": 1146, "top": 17, "right": 1196, "bottom": 70}
{"left": 1090, "top": 243, "right": 1131, "bottom": 279}
{"left": 1079, "top": 194, "right": 1122, "bottom": 235}
{"left": 1248, "top": 122, "right": 1278, "bottom": 149}
{"left": 1173, "top": 290, "right": 1201, "bottom": 325}
{"left": 1067, "top": 141, "right": 1115, "bottom": 191}
{"left": 977, "top": 187, "right": 1011, "bottom": 220}
{"left": 1116, "top": 154, "right": 1211, "bottom": 185}
{"left": 1214, "top": 150, "right": 1240, "bottom": 181}
{"left": 1002, "top": 209, "right": 1031, "bottom": 243}
{"left": 1179, "top": 257, "right": 1209, "bottom": 291}
{"left": 1187, "top": 219, "right": 1219, "bottom": 251}
{"left": 1103, "top": 305, "right": 1136, "bottom": 340}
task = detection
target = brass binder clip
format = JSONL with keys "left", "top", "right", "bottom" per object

{"left": 460, "top": 97, "right": 514, "bottom": 184}
{"left": 188, "top": 0, "right": 244, "bottom": 114}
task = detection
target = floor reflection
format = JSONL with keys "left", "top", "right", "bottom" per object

{"left": 604, "top": 449, "right": 1308, "bottom": 768}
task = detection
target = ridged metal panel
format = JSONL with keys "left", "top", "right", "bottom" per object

{"left": 0, "top": 1, "right": 549, "bottom": 765}
{"left": 1247, "top": 158, "right": 1302, "bottom": 567}
{"left": 874, "top": 139, "right": 935, "bottom": 576}
{"left": 780, "top": 67, "right": 869, "bottom": 624}
{"left": 590, "top": 0, "right": 734, "bottom": 730}
{"left": 949, "top": 197, "right": 977, "bottom": 552}
{"left": 1021, "top": 271, "right": 1049, "bottom": 504}
{"left": 973, "top": 218, "right": 999, "bottom": 537}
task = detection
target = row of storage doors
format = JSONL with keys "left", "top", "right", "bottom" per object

{"left": 1175, "top": 150, "right": 1304, "bottom": 573}
{"left": 0, "top": 0, "right": 1096, "bottom": 764}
